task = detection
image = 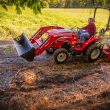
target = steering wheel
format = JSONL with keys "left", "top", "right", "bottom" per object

{"left": 77, "top": 27, "right": 82, "bottom": 31}
{"left": 70, "top": 26, "right": 76, "bottom": 30}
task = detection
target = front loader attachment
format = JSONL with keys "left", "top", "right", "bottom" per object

{"left": 13, "top": 33, "right": 35, "bottom": 61}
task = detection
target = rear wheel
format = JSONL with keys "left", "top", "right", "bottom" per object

{"left": 54, "top": 48, "right": 69, "bottom": 64}
{"left": 84, "top": 43, "right": 102, "bottom": 62}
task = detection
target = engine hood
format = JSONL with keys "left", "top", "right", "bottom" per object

{"left": 48, "top": 29, "right": 75, "bottom": 36}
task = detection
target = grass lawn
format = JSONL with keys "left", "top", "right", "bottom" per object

{"left": 0, "top": 7, "right": 110, "bottom": 40}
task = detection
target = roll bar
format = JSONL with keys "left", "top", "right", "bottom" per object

{"left": 93, "top": 7, "right": 110, "bottom": 22}
{"left": 93, "top": 7, "right": 110, "bottom": 33}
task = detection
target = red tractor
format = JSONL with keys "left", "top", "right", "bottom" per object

{"left": 14, "top": 9, "right": 103, "bottom": 64}
{"left": 14, "top": 25, "right": 102, "bottom": 63}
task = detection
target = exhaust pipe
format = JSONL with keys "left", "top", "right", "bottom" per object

{"left": 13, "top": 33, "right": 35, "bottom": 61}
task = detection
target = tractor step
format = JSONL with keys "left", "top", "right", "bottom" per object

{"left": 13, "top": 33, "right": 35, "bottom": 61}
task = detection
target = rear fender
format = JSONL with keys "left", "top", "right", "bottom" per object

{"left": 82, "top": 36, "right": 102, "bottom": 51}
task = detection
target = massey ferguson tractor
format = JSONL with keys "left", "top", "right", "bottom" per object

{"left": 14, "top": 7, "right": 110, "bottom": 64}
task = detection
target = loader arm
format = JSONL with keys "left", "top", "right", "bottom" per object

{"left": 34, "top": 36, "right": 59, "bottom": 56}
{"left": 30, "top": 26, "right": 64, "bottom": 44}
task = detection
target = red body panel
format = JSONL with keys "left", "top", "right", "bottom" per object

{"left": 30, "top": 26, "right": 64, "bottom": 43}
{"left": 81, "top": 36, "right": 102, "bottom": 51}
{"left": 34, "top": 32, "right": 78, "bottom": 56}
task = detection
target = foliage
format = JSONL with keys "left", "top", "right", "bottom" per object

{"left": 0, "top": 0, "right": 43, "bottom": 14}
{"left": 49, "top": 0, "right": 60, "bottom": 8}
{"left": 0, "top": 0, "right": 109, "bottom": 14}
{"left": 49, "top": 0, "right": 110, "bottom": 8}
{"left": 43, "top": 1, "right": 49, "bottom": 8}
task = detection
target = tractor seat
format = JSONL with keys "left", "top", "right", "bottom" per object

{"left": 85, "top": 34, "right": 91, "bottom": 41}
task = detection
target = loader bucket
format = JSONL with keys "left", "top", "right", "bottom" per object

{"left": 13, "top": 33, "right": 35, "bottom": 61}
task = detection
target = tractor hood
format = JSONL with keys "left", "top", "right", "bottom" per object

{"left": 48, "top": 29, "right": 75, "bottom": 37}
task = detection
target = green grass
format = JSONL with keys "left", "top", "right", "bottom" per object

{"left": 0, "top": 6, "right": 109, "bottom": 40}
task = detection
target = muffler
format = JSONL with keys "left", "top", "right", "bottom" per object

{"left": 13, "top": 33, "right": 35, "bottom": 61}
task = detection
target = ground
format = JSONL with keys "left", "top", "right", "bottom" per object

{"left": 0, "top": 40, "right": 110, "bottom": 110}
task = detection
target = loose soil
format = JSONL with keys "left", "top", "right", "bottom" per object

{"left": 0, "top": 40, "right": 110, "bottom": 110}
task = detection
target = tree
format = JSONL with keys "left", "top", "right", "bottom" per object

{"left": 0, "top": 0, "right": 43, "bottom": 14}
{"left": 43, "top": 1, "right": 49, "bottom": 8}
{"left": 104, "top": 0, "right": 110, "bottom": 7}
{"left": 49, "top": 0, "right": 60, "bottom": 8}
{"left": 65, "top": 0, "right": 70, "bottom": 8}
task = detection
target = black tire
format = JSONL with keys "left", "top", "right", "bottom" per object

{"left": 84, "top": 43, "right": 102, "bottom": 62}
{"left": 54, "top": 48, "right": 69, "bottom": 64}
{"left": 46, "top": 48, "right": 55, "bottom": 54}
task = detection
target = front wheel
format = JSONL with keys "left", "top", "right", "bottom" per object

{"left": 54, "top": 48, "right": 69, "bottom": 64}
{"left": 84, "top": 44, "right": 102, "bottom": 62}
